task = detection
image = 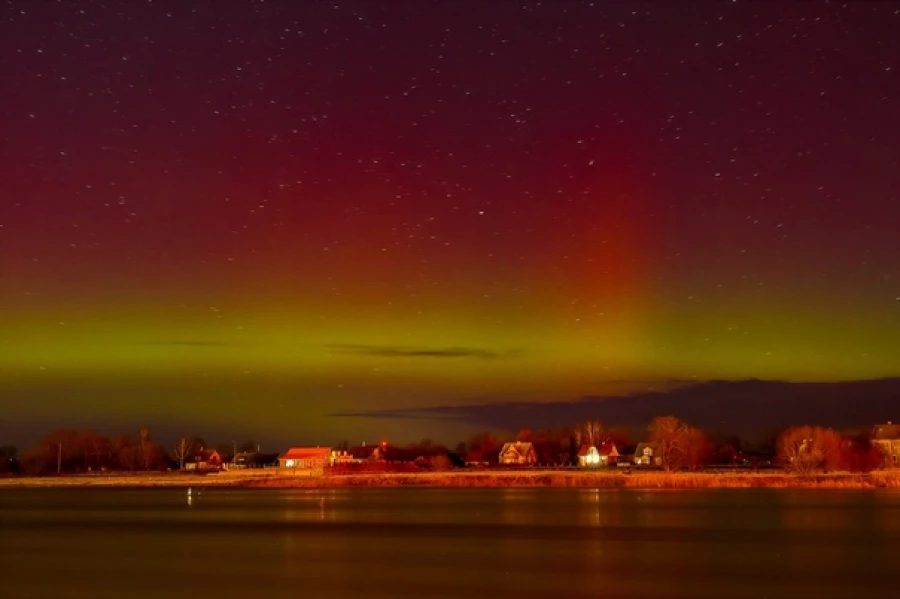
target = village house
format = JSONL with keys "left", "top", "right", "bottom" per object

{"left": 498, "top": 442, "right": 537, "bottom": 465}
{"left": 229, "top": 451, "right": 255, "bottom": 469}
{"left": 330, "top": 449, "right": 361, "bottom": 465}
{"left": 598, "top": 442, "right": 619, "bottom": 465}
{"left": 633, "top": 443, "right": 662, "bottom": 466}
{"left": 184, "top": 448, "right": 222, "bottom": 471}
{"left": 350, "top": 444, "right": 386, "bottom": 462}
{"left": 578, "top": 444, "right": 600, "bottom": 467}
{"left": 230, "top": 451, "right": 278, "bottom": 469}
{"left": 578, "top": 442, "right": 621, "bottom": 467}
{"left": 872, "top": 422, "right": 900, "bottom": 468}
{"left": 277, "top": 447, "right": 332, "bottom": 469}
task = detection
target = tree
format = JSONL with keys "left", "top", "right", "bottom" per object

{"left": 648, "top": 416, "right": 690, "bottom": 470}
{"left": 516, "top": 428, "right": 534, "bottom": 443}
{"left": 138, "top": 427, "right": 152, "bottom": 470}
{"left": 681, "top": 427, "right": 712, "bottom": 470}
{"left": 80, "top": 430, "right": 107, "bottom": 471}
{"left": 239, "top": 440, "right": 259, "bottom": 453}
{"left": 429, "top": 455, "right": 453, "bottom": 471}
{"left": 143, "top": 442, "right": 168, "bottom": 471}
{"left": 777, "top": 426, "right": 846, "bottom": 475}
{"left": 41, "top": 429, "right": 82, "bottom": 473}
{"left": 20, "top": 446, "right": 52, "bottom": 476}
{"left": 467, "top": 431, "right": 497, "bottom": 452}
{"left": 554, "top": 426, "right": 576, "bottom": 465}
{"left": 606, "top": 428, "right": 633, "bottom": 448}
{"left": 172, "top": 437, "right": 191, "bottom": 470}
{"left": 118, "top": 446, "right": 137, "bottom": 471}
{"left": 848, "top": 431, "right": 886, "bottom": 472}
{"left": 108, "top": 434, "right": 132, "bottom": 470}
{"left": 576, "top": 419, "right": 606, "bottom": 447}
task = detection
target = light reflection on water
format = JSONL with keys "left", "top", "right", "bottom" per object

{"left": 2, "top": 487, "right": 900, "bottom": 599}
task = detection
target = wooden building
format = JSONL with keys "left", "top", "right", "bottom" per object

{"left": 498, "top": 442, "right": 537, "bottom": 465}
{"left": 277, "top": 447, "right": 332, "bottom": 469}
{"left": 872, "top": 422, "right": 900, "bottom": 468}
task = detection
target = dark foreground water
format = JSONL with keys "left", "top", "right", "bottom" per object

{"left": 2, "top": 488, "right": 900, "bottom": 599}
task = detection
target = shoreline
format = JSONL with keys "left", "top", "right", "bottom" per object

{"left": 2, "top": 470, "right": 900, "bottom": 490}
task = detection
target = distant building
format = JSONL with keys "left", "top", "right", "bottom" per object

{"left": 498, "top": 442, "right": 537, "bottom": 465}
{"left": 349, "top": 445, "right": 386, "bottom": 462}
{"left": 230, "top": 451, "right": 277, "bottom": 469}
{"left": 578, "top": 444, "right": 600, "bottom": 467}
{"left": 872, "top": 422, "right": 900, "bottom": 468}
{"left": 277, "top": 447, "right": 332, "bottom": 469}
{"left": 330, "top": 449, "right": 360, "bottom": 465}
{"left": 185, "top": 449, "right": 222, "bottom": 471}
{"left": 598, "top": 442, "right": 620, "bottom": 465}
{"left": 633, "top": 443, "right": 661, "bottom": 466}
{"left": 229, "top": 452, "right": 253, "bottom": 469}
{"left": 578, "top": 443, "right": 620, "bottom": 467}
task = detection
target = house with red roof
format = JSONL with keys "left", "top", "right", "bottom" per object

{"left": 872, "top": 422, "right": 900, "bottom": 468}
{"left": 277, "top": 447, "right": 332, "bottom": 469}
{"left": 578, "top": 442, "right": 620, "bottom": 467}
{"left": 598, "top": 442, "right": 620, "bottom": 465}
{"left": 184, "top": 448, "right": 222, "bottom": 471}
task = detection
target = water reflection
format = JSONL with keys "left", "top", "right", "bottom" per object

{"left": 4, "top": 488, "right": 900, "bottom": 599}
{"left": 280, "top": 490, "right": 333, "bottom": 523}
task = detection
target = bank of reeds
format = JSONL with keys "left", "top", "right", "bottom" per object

{"left": 4, "top": 469, "right": 900, "bottom": 490}
{"left": 244, "top": 469, "right": 900, "bottom": 490}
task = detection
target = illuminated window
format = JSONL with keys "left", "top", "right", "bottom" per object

{"left": 285, "top": 459, "right": 295, "bottom": 468}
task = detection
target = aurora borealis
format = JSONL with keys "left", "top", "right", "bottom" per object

{"left": 1, "top": 1, "right": 898, "bottom": 448}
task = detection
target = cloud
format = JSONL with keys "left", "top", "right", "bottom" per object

{"left": 330, "top": 378, "right": 900, "bottom": 437}
{"left": 324, "top": 344, "right": 522, "bottom": 360}
{"left": 140, "top": 340, "right": 231, "bottom": 347}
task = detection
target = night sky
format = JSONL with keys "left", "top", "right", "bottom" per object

{"left": 1, "top": 1, "right": 898, "bottom": 448}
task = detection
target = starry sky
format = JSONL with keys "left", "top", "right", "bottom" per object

{"left": 1, "top": 1, "right": 898, "bottom": 448}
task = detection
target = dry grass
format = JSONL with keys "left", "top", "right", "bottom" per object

{"left": 3, "top": 469, "right": 899, "bottom": 490}
{"left": 0, "top": 472, "right": 245, "bottom": 488}
{"left": 244, "top": 469, "right": 900, "bottom": 490}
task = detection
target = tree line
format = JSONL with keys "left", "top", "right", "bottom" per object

{"left": 0, "top": 416, "right": 888, "bottom": 477}
{"left": 1, "top": 429, "right": 262, "bottom": 476}
{"left": 457, "top": 416, "right": 887, "bottom": 473}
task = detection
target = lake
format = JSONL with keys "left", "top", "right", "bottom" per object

{"left": 1, "top": 487, "right": 899, "bottom": 598}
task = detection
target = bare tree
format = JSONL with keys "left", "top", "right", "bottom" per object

{"left": 172, "top": 437, "right": 190, "bottom": 470}
{"left": 681, "top": 427, "right": 711, "bottom": 470}
{"left": 81, "top": 430, "right": 107, "bottom": 471}
{"left": 575, "top": 419, "right": 605, "bottom": 447}
{"left": 139, "top": 427, "right": 151, "bottom": 471}
{"left": 239, "top": 439, "right": 259, "bottom": 453}
{"left": 648, "top": 416, "right": 689, "bottom": 471}
{"left": 108, "top": 434, "right": 131, "bottom": 469}
{"left": 41, "top": 429, "right": 81, "bottom": 472}
{"left": 777, "top": 426, "right": 845, "bottom": 475}
{"left": 118, "top": 446, "right": 137, "bottom": 471}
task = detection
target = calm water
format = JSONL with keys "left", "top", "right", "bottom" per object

{"left": 2, "top": 488, "right": 899, "bottom": 599}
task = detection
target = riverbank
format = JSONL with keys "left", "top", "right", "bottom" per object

{"left": 3, "top": 469, "right": 900, "bottom": 489}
